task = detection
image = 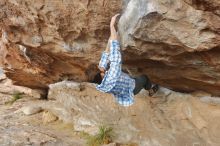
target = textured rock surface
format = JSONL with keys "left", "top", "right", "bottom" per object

{"left": 0, "top": 0, "right": 122, "bottom": 89}
{"left": 0, "top": 73, "right": 45, "bottom": 98}
{"left": 1, "top": 1, "right": 220, "bottom": 145}
{"left": 184, "top": 0, "right": 220, "bottom": 16}
{"left": 21, "top": 105, "right": 42, "bottom": 115}
{"left": 42, "top": 110, "right": 58, "bottom": 124}
{"left": 119, "top": 0, "right": 220, "bottom": 95}
{"left": 48, "top": 81, "right": 220, "bottom": 146}
{"left": 0, "top": 0, "right": 220, "bottom": 95}
{"left": 0, "top": 92, "right": 85, "bottom": 146}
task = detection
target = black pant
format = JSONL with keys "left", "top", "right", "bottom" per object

{"left": 133, "top": 75, "right": 152, "bottom": 95}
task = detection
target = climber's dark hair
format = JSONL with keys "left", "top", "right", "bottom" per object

{"left": 92, "top": 72, "right": 102, "bottom": 85}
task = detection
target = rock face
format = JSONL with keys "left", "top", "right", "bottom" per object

{"left": 119, "top": 0, "right": 220, "bottom": 95}
{"left": 184, "top": 0, "right": 220, "bottom": 16}
{"left": 48, "top": 81, "right": 220, "bottom": 146}
{"left": 0, "top": 0, "right": 122, "bottom": 89}
{"left": 0, "top": 0, "right": 220, "bottom": 95}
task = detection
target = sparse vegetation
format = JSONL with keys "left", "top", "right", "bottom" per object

{"left": 81, "top": 125, "right": 114, "bottom": 146}
{"left": 120, "top": 143, "right": 138, "bottom": 146}
{"left": 5, "top": 92, "right": 23, "bottom": 105}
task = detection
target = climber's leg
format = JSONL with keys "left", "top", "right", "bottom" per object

{"left": 133, "top": 75, "right": 159, "bottom": 96}
{"left": 133, "top": 75, "right": 152, "bottom": 95}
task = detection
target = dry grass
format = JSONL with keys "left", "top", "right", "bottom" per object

{"left": 81, "top": 125, "right": 114, "bottom": 146}
{"left": 5, "top": 92, "right": 23, "bottom": 105}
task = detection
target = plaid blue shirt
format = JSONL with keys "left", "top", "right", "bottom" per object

{"left": 96, "top": 40, "right": 135, "bottom": 106}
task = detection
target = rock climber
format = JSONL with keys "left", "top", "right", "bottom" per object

{"left": 93, "top": 14, "right": 159, "bottom": 106}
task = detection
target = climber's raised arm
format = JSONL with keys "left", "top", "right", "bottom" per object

{"left": 103, "top": 14, "right": 122, "bottom": 86}
{"left": 98, "top": 14, "right": 120, "bottom": 78}
{"left": 110, "top": 14, "right": 120, "bottom": 41}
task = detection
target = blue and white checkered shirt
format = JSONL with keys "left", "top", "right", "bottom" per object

{"left": 96, "top": 40, "right": 135, "bottom": 106}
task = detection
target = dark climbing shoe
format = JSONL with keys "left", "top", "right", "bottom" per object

{"left": 149, "top": 84, "right": 159, "bottom": 97}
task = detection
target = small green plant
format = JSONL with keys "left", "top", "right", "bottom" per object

{"left": 82, "top": 125, "right": 114, "bottom": 146}
{"left": 5, "top": 92, "right": 23, "bottom": 105}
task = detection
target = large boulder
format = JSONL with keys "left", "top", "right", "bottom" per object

{"left": 0, "top": 68, "right": 44, "bottom": 98}
{"left": 0, "top": 0, "right": 220, "bottom": 95}
{"left": 48, "top": 81, "right": 220, "bottom": 146}
{"left": 0, "top": 0, "right": 123, "bottom": 89}
{"left": 119, "top": 0, "right": 220, "bottom": 95}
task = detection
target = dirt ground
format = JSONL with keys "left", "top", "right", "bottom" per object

{"left": 0, "top": 93, "right": 85, "bottom": 146}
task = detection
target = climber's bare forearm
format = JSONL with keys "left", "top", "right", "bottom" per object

{"left": 110, "top": 26, "right": 117, "bottom": 40}
{"left": 105, "top": 38, "right": 110, "bottom": 53}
